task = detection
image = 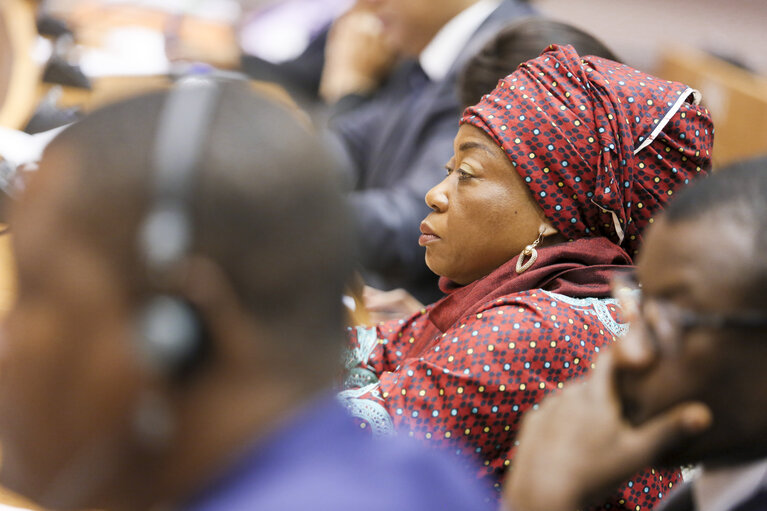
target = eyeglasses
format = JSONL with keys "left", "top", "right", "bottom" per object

{"left": 611, "top": 271, "right": 767, "bottom": 350}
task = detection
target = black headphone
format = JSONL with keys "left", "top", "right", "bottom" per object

{"left": 135, "top": 77, "right": 221, "bottom": 379}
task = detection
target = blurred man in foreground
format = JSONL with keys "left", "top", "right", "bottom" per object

{"left": 503, "top": 159, "right": 767, "bottom": 511}
{"left": 0, "top": 80, "right": 492, "bottom": 511}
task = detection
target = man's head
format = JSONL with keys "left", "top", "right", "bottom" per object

{"left": 614, "top": 157, "right": 767, "bottom": 467}
{"left": 361, "top": 0, "right": 481, "bottom": 56}
{"left": 458, "top": 18, "right": 617, "bottom": 107}
{"left": 0, "top": 82, "right": 354, "bottom": 510}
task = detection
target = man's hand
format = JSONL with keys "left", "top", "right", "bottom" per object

{"left": 363, "top": 285, "right": 424, "bottom": 324}
{"left": 319, "top": 5, "right": 397, "bottom": 103}
{"left": 502, "top": 349, "right": 712, "bottom": 511}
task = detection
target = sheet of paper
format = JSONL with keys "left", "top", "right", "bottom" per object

{"left": 0, "top": 126, "right": 65, "bottom": 166}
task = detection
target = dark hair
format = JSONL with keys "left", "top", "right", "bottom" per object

{"left": 459, "top": 17, "right": 619, "bottom": 107}
{"left": 664, "top": 156, "right": 767, "bottom": 223}
{"left": 664, "top": 155, "right": 767, "bottom": 308}
{"left": 43, "top": 82, "right": 355, "bottom": 369}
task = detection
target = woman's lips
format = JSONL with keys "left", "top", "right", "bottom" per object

{"left": 419, "top": 222, "right": 440, "bottom": 246}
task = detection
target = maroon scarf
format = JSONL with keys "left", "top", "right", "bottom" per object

{"left": 428, "top": 237, "right": 631, "bottom": 334}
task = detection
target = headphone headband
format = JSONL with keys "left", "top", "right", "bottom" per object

{"left": 139, "top": 78, "right": 221, "bottom": 282}
{"left": 135, "top": 77, "right": 221, "bottom": 377}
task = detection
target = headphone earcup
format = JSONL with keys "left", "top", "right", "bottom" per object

{"left": 137, "top": 295, "right": 208, "bottom": 380}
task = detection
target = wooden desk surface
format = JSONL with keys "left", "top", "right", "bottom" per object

{"left": 0, "top": 0, "right": 43, "bottom": 130}
{"left": 61, "top": 1, "right": 240, "bottom": 70}
{"left": 0, "top": 232, "right": 14, "bottom": 317}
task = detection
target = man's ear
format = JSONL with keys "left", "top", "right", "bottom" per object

{"left": 177, "top": 256, "right": 265, "bottom": 369}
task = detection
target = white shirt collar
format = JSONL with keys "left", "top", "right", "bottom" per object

{"left": 418, "top": 0, "right": 501, "bottom": 82}
{"left": 693, "top": 458, "right": 767, "bottom": 511}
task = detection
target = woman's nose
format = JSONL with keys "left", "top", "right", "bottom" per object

{"left": 425, "top": 179, "right": 448, "bottom": 212}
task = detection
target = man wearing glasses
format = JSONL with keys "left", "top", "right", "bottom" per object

{"left": 502, "top": 158, "right": 767, "bottom": 511}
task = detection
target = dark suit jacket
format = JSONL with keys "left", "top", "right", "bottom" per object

{"left": 241, "top": 26, "right": 329, "bottom": 101}
{"left": 329, "top": 0, "right": 536, "bottom": 303}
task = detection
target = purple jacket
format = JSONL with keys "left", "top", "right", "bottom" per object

{"left": 182, "top": 396, "right": 493, "bottom": 511}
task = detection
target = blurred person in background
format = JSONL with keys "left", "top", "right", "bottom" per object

{"left": 321, "top": 0, "right": 536, "bottom": 304}
{"left": 0, "top": 81, "right": 493, "bottom": 511}
{"left": 503, "top": 157, "right": 767, "bottom": 511}
{"left": 238, "top": 0, "right": 354, "bottom": 99}
{"left": 458, "top": 17, "right": 618, "bottom": 107}
{"left": 339, "top": 45, "right": 714, "bottom": 511}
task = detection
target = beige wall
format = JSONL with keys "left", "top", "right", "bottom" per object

{"left": 536, "top": 0, "right": 767, "bottom": 76}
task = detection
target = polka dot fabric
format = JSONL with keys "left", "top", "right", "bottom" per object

{"left": 460, "top": 44, "right": 713, "bottom": 257}
{"left": 341, "top": 290, "right": 680, "bottom": 510}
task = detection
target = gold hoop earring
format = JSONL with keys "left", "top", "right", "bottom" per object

{"left": 515, "top": 231, "right": 545, "bottom": 274}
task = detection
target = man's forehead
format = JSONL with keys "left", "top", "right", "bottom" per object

{"left": 26, "top": 142, "right": 81, "bottom": 205}
{"left": 638, "top": 215, "right": 752, "bottom": 307}
{"left": 13, "top": 143, "right": 81, "bottom": 245}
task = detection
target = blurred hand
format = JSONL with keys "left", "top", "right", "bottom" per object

{"left": 502, "top": 350, "right": 713, "bottom": 511}
{"left": 363, "top": 285, "right": 424, "bottom": 324}
{"left": 319, "top": 5, "right": 397, "bottom": 103}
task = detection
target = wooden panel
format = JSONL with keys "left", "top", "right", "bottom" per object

{"left": 657, "top": 45, "right": 767, "bottom": 167}
{"left": 50, "top": 74, "right": 172, "bottom": 112}
{"left": 0, "top": 486, "right": 37, "bottom": 510}
{"left": 62, "top": 1, "right": 239, "bottom": 70}
{"left": 0, "top": 0, "right": 42, "bottom": 130}
{"left": 49, "top": 75, "right": 295, "bottom": 117}
{"left": 0, "top": 231, "right": 15, "bottom": 316}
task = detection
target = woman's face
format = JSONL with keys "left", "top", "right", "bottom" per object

{"left": 421, "top": 124, "right": 548, "bottom": 285}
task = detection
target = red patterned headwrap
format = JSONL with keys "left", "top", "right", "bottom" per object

{"left": 460, "top": 44, "right": 714, "bottom": 257}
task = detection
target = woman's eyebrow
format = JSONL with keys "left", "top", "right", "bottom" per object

{"left": 457, "top": 141, "right": 495, "bottom": 158}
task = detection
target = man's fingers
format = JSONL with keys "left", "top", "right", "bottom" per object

{"left": 583, "top": 350, "right": 619, "bottom": 404}
{"left": 364, "top": 287, "right": 423, "bottom": 314}
{"left": 362, "top": 285, "right": 382, "bottom": 300}
{"left": 364, "top": 288, "right": 407, "bottom": 311}
{"left": 627, "top": 401, "right": 713, "bottom": 464}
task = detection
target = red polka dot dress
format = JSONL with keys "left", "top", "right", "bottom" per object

{"left": 340, "top": 241, "right": 680, "bottom": 510}
{"left": 340, "top": 45, "right": 713, "bottom": 510}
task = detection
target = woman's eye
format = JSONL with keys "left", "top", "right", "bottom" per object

{"left": 458, "top": 166, "right": 474, "bottom": 180}
{"left": 446, "top": 164, "right": 474, "bottom": 180}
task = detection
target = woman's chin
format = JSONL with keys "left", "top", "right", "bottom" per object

{"left": 424, "top": 256, "right": 448, "bottom": 280}
{"left": 427, "top": 268, "right": 447, "bottom": 281}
